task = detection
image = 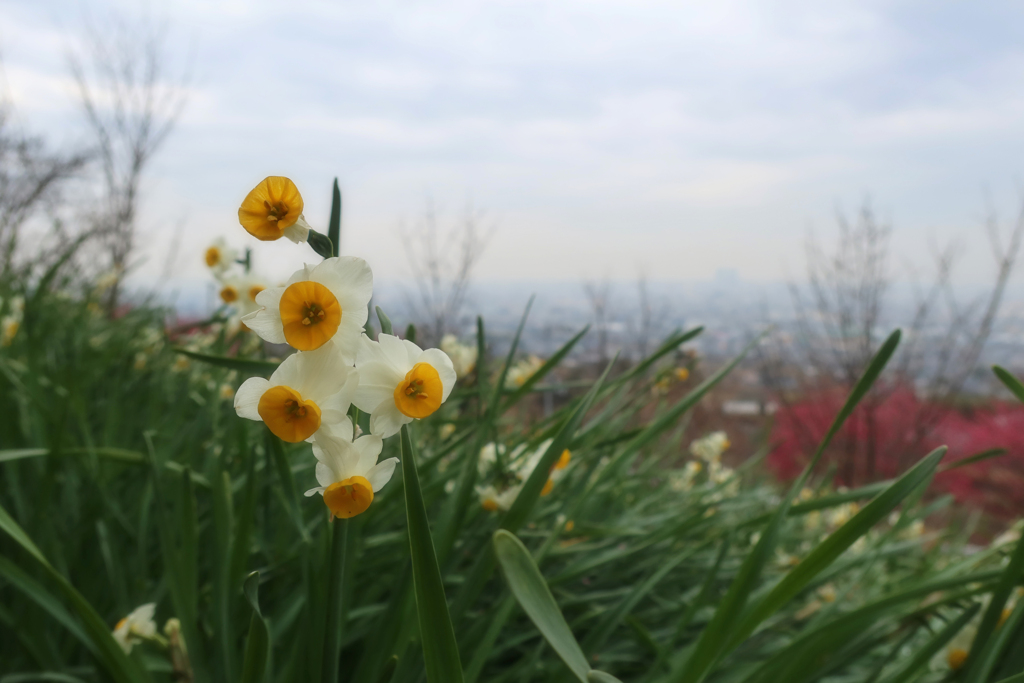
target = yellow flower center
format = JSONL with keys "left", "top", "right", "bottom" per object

{"left": 220, "top": 285, "right": 239, "bottom": 303}
{"left": 258, "top": 385, "right": 321, "bottom": 442}
{"left": 482, "top": 498, "right": 499, "bottom": 512}
{"left": 541, "top": 478, "right": 555, "bottom": 496}
{"left": 248, "top": 285, "right": 265, "bottom": 302}
{"left": 279, "top": 281, "right": 342, "bottom": 351}
{"left": 115, "top": 617, "right": 128, "bottom": 631}
{"left": 238, "top": 176, "right": 304, "bottom": 241}
{"left": 205, "top": 246, "right": 221, "bottom": 267}
{"left": 948, "top": 648, "right": 968, "bottom": 670}
{"left": 323, "top": 476, "right": 374, "bottom": 518}
{"left": 394, "top": 362, "right": 443, "bottom": 418}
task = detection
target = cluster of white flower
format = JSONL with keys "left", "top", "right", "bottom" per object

{"left": 440, "top": 334, "right": 478, "bottom": 379}
{"left": 505, "top": 354, "right": 544, "bottom": 388}
{"left": 669, "top": 431, "right": 738, "bottom": 501}
{"left": 1, "top": 295, "right": 24, "bottom": 347}
{"left": 474, "top": 438, "right": 572, "bottom": 512}
{"left": 230, "top": 177, "right": 457, "bottom": 520}
{"left": 203, "top": 236, "right": 271, "bottom": 333}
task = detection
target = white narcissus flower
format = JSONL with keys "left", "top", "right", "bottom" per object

{"left": 476, "top": 483, "right": 522, "bottom": 512}
{"left": 242, "top": 257, "right": 372, "bottom": 357}
{"left": 352, "top": 334, "right": 456, "bottom": 438}
{"left": 304, "top": 418, "right": 398, "bottom": 519}
{"left": 440, "top": 334, "right": 478, "bottom": 378}
{"left": 689, "top": 431, "right": 730, "bottom": 463}
{"left": 205, "top": 237, "right": 238, "bottom": 275}
{"left": 112, "top": 603, "right": 157, "bottom": 653}
{"left": 234, "top": 344, "right": 358, "bottom": 442}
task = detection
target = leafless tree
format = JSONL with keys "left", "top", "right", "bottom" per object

{"left": 762, "top": 197, "right": 1024, "bottom": 483}
{"left": 67, "top": 10, "right": 189, "bottom": 311}
{"left": 0, "top": 103, "right": 89, "bottom": 282}
{"left": 399, "top": 199, "right": 493, "bottom": 344}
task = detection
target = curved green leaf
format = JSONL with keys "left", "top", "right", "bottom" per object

{"left": 172, "top": 348, "right": 279, "bottom": 376}
{"left": 493, "top": 529, "right": 590, "bottom": 682}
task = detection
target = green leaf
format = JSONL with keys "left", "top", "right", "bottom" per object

{"left": 240, "top": 571, "right": 269, "bottom": 683}
{"left": 674, "top": 329, "right": 901, "bottom": 683}
{"left": 0, "top": 447, "right": 143, "bottom": 464}
{"left": 488, "top": 296, "right": 534, "bottom": 423}
{"left": 588, "top": 672, "right": 625, "bottom": 683}
{"left": 321, "top": 518, "right": 349, "bottom": 683}
{"left": 994, "top": 365, "right": 1024, "bottom": 404}
{"left": 729, "top": 446, "right": 947, "bottom": 650}
{"left": 172, "top": 348, "right": 279, "bottom": 376}
{"left": 267, "top": 432, "right": 310, "bottom": 542}
{"left": 493, "top": 529, "right": 590, "bottom": 682}
{"left": 400, "top": 424, "right": 464, "bottom": 683}
{"left": 963, "top": 528, "right": 1024, "bottom": 682}
{"left": 0, "top": 503, "right": 149, "bottom": 683}
{"left": 879, "top": 603, "right": 980, "bottom": 683}
{"left": 376, "top": 306, "right": 393, "bottom": 336}
{"left": 328, "top": 178, "right": 342, "bottom": 257}
{"left": 500, "top": 324, "right": 589, "bottom": 410}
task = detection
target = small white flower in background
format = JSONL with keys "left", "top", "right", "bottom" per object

{"left": 505, "top": 355, "right": 544, "bottom": 388}
{"left": 825, "top": 502, "right": 860, "bottom": 530}
{"left": 476, "top": 483, "right": 522, "bottom": 512}
{"left": 689, "top": 431, "right": 730, "bottom": 463}
{"left": 478, "top": 442, "right": 507, "bottom": 476}
{"left": 351, "top": 333, "right": 456, "bottom": 438}
{"left": 817, "top": 583, "right": 837, "bottom": 603}
{"left": 205, "top": 237, "right": 238, "bottom": 276}
{"left": 242, "top": 257, "right": 372, "bottom": 357}
{"left": 669, "top": 460, "right": 703, "bottom": 492}
{"left": 112, "top": 603, "right": 157, "bottom": 653}
{"left": 439, "top": 423, "right": 456, "bottom": 440}
{"left": 1, "top": 295, "right": 24, "bottom": 347}
{"left": 510, "top": 439, "right": 572, "bottom": 496}
{"left": 303, "top": 418, "right": 398, "bottom": 519}
{"left": 440, "top": 334, "right": 478, "bottom": 379}
{"left": 234, "top": 344, "right": 358, "bottom": 442}
{"left": 221, "top": 275, "right": 269, "bottom": 331}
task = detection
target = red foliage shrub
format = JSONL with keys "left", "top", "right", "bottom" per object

{"left": 769, "top": 388, "right": 1024, "bottom": 518}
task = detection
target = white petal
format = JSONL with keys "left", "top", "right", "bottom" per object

{"left": 311, "top": 257, "right": 373, "bottom": 308}
{"left": 234, "top": 377, "right": 270, "bottom": 421}
{"left": 369, "top": 400, "right": 409, "bottom": 438}
{"left": 285, "top": 264, "right": 314, "bottom": 286}
{"left": 353, "top": 434, "right": 384, "bottom": 474}
{"left": 304, "top": 486, "right": 325, "bottom": 497}
{"left": 352, "top": 361, "right": 401, "bottom": 413}
{"left": 242, "top": 308, "right": 286, "bottom": 345}
{"left": 319, "top": 374, "right": 359, "bottom": 426}
{"left": 401, "top": 338, "right": 426, "bottom": 368}
{"left": 254, "top": 285, "right": 285, "bottom": 311}
{"left": 283, "top": 215, "right": 311, "bottom": 243}
{"left": 316, "top": 416, "right": 354, "bottom": 442}
{"left": 332, "top": 320, "right": 364, "bottom": 365}
{"left": 366, "top": 457, "right": 399, "bottom": 492}
{"left": 315, "top": 461, "right": 337, "bottom": 488}
{"left": 355, "top": 334, "right": 387, "bottom": 365}
{"left": 418, "top": 348, "right": 457, "bottom": 402}
{"left": 378, "top": 334, "right": 413, "bottom": 372}
{"left": 291, "top": 343, "right": 356, "bottom": 402}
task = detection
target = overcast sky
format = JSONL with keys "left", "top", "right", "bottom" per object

{"left": 3, "top": 0, "right": 1024, "bottom": 288}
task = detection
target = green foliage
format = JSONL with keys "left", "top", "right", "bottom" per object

{"left": 0, "top": 282, "right": 1021, "bottom": 683}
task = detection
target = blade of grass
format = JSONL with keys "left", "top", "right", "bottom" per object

{"left": 963, "top": 529, "right": 1024, "bottom": 683}
{"left": 728, "top": 446, "right": 947, "bottom": 650}
{"left": 400, "top": 424, "right": 464, "bottom": 683}
{"left": 500, "top": 324, "right": 588, "bottom": 409}
{"left": 672, "top": 329, "right": 901, "bottom": 683}
{"left": 879, "top": 603, "right": 980, "bottom": 683}
{"left": 322, "top": 518, "right": 349, "bottom": 683}
{"left": 240, "top": 571, "right": 269, "bottom": 683}
{"left": 0, "top": 503, "right": 149, "bottom": 683}
{"left": 172, "top": 348, "right": 279, "bottom": 376}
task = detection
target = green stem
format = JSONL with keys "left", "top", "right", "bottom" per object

{"left": 321, "top": 517, "right": 348, "bottom": 683}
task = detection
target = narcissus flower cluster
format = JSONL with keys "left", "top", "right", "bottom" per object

{"left": 475, "top": 438, "right": 572, "bottom": 512}
{"left": 203, "top": 236, "right": 269, "bottom": 332}
{"left": 231, "top": 177, "right": 456, "bottom": 520}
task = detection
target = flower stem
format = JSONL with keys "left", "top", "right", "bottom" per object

{"left": 321, "top": 516, "right": 348, "bottom": 683}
